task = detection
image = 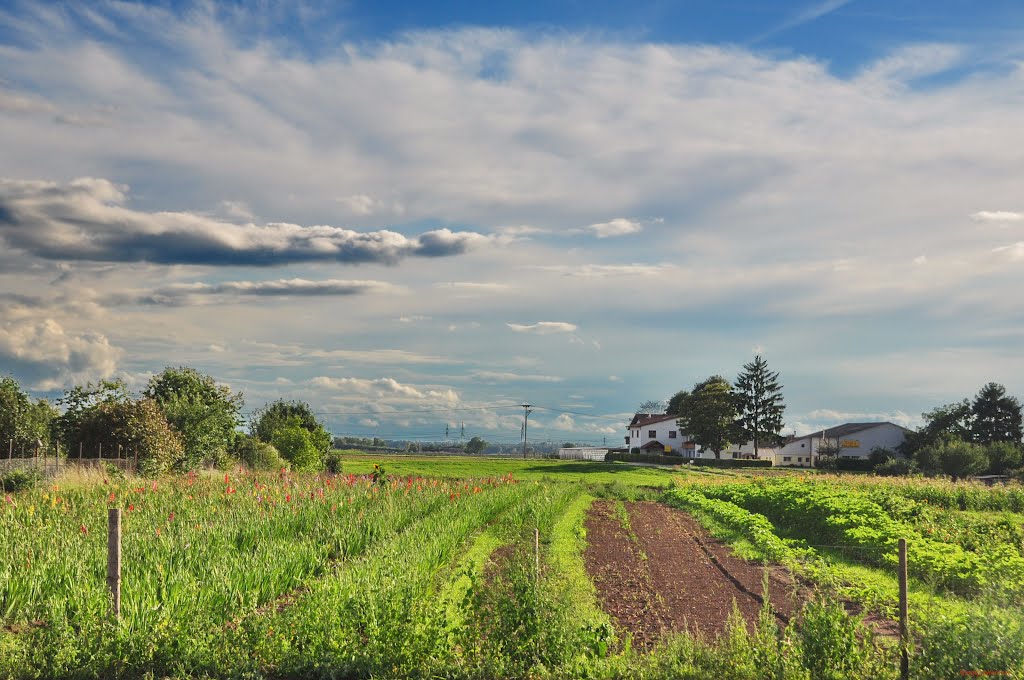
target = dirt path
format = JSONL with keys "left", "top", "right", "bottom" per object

{"left": 583, "top": 500, "right": 803, "bottom": 646}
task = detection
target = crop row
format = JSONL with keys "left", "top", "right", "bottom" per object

{"left": 684, "top": 480, "right": 1024, "bottom": 602}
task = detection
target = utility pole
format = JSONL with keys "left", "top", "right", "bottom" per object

{"left": 521, "top": 404, "right": 532, "bottom": 459}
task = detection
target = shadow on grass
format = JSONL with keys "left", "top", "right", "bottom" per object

{"left": 520, "top": 462, "right": 678, "bottom": 475}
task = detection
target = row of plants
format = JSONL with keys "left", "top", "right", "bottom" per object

{"left": 691, "top": 479, "right": 1024, "bottom": 601}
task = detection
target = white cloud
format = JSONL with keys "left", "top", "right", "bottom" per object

{"left": 972, "top": 211, "right": 1024, "bottom": 223}
{"left": 0, "top": 315, "right": 121, "bottom": 390}
{"left": 310, "top": 376, "right": 460, "bottom": 405}
{"left": 586, "top": 218, "right": 643, "bottom": 238}
{"left": 608, "top": 375, "right": 623, "bottom": 382}
{"left": 506, "top": 321, "right": 578, "bottom": 334}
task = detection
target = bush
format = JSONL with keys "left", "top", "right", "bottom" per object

{"left": 0, "top": 468, "right": 42, "bottom": 492}
{"left": 271, "top": 426, "right": 323, "bottom": 472}
{"left": 874, "top": 458, "right": 918, "bottom": 476}
{"left": 324, "top": 450, "right": 343, "bottom": 474}
{"left": 232, "top": 434, "right": 288, "bottom": 471}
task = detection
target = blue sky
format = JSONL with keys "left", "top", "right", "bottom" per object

{"left": 2, "top": 0, "right": 1024, "bottom": 445}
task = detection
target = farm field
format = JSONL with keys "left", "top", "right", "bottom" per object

{"left": 1, "top": 456, "right": 1023, "bottom": 678}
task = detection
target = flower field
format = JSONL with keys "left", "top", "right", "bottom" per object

{"left": 2, "top": 460, "right": 1023, "bottom": 678}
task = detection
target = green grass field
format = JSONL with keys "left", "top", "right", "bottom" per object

{"left": 336, "top": 451, "right": 693, "bottom": 487}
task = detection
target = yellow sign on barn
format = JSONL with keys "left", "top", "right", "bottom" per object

{"left": 840, "top": 440, "right": 860, "bottom": 448}
{"left": 665, "top": 445, "right": 672, "bottom": 453}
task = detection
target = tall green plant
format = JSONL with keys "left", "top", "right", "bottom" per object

{"left": 733, "top": 354, "right": 786, "bottom": 458}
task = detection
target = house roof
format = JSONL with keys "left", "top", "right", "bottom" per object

{"left": 640, "top": 440, "right": 665, "bottom": 450}
{"left": 794, "top": 422, "right": 912, "bottom": 442}
{"left": 628, "top": 412, "right": 679, "bottom": 429}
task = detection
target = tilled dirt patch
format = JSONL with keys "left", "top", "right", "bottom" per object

{"left": 583, "top": 500, "right": 803, "bottom": 646}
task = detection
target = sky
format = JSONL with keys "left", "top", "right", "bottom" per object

{"left": 2, "top": 0, "right": 1024, "bottom": 446}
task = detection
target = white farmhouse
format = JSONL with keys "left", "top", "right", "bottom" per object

{"left": 626, "top": 413, "right": 698, "bottom": 456}
{"left": 772, "top": 422, "right": 910, "bottom": 467}
{"left": 625, "top": 413, "right": 771, "bottom": 459}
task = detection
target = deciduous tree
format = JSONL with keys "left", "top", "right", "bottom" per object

{"left": 252, "top": 399, "right": 332, "bottom": 459}
{"left": 675, "top": 375, "right": 737, "bottom": 459}
{"left": 145, "top": 367, "right": 244, "bottom": 470}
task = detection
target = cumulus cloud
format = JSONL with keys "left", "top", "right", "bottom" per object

{"left": 506, "top": 321, "right": 578, "bottom": 334}
{"left": 111, "top": 278, "right": 403, "bottom": 306}
{"left": 972, "top": 211, "right": 1024, "bottom": 223}
{"left": 309, "top": 376, "right": 460, "bottom": 405}
{"left": 0, "top": 315, "right": 121, "bottom": 390}
{"left": 0, "top": 178, "right": 490, "bottom": 266}
{"left": 586, "top": 218, "right": 643, "bottom": 238}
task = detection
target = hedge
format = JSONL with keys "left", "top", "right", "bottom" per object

{"left": 604, "top": 453, "right": 773, "bottom": 468}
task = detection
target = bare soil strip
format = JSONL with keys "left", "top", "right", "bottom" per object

{"left": 583, "top": 500, "right": 803, "bottom": 646}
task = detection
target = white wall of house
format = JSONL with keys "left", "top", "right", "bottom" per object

{"left": 773, "top": 423, "right": 908, "bottom": 467}
{"left": 626, "top": 416, "right": 696, "bottom": 455}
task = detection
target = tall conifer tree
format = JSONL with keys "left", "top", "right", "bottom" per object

{"left": 734, "top": 355, "right": 786, "bottom": 458}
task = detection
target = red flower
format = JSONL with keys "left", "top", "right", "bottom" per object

{"left": 79, "top": 524, "right": 88, "bottom": 535}
{"left": 128, "top": 504, "right": 135, "bottom": 513}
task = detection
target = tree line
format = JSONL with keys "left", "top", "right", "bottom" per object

{"left": 0, "top": 369, "right": 333, "bottom": 474}
{"left": 890, "top": 382, "right": 1023, "bottom": 480}
{"left": 638, "top": 355, "right": 786, "bottom": 459}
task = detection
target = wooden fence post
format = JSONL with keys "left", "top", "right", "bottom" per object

{"left": 7, "top": 439, "right": 11, "bottom": 463}
{"left": 79, "top": 441, "right": 83, "bottom": 462}
{"left": 898, "top": 537, "right": 909, "bottom": 680}
{"left": 55, "top": 441, "right": 59, "bottom": 474}
{"left": 108, "top": 508, "right": 122, "bottom": 620}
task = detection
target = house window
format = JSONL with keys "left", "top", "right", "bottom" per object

{"left": 783, "top": 456, "right": 791, "bottom": 462}
{"left": 732, "top": 452, "right": 738, "bottom": 459}
{"left": 797, "top": 457, "right": 803, "bottom": 462}
{"left": 669, "top": 431, "right": 677, "bottom": 439}
{"left": 648, "top": 430, "right": 656, "bottom": 438}
{"left": 801, "top": 443, "right": 805, "bottom": 448}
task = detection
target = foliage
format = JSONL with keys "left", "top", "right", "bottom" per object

{"left": 684, "top": 478, "right": 1024, "bottom": 602}
{"left": 733, "top": 354, "right": 786, "bottom": 457}
{"left": 54, "top": 380, "right": 131, "bottom": 450}
{"left": 324, "top": 450, "right": 343, "bottom": 473}
{"left": 270, "top": 426, "right": 322, "bottom": 472}
{"left": 145, "top": 367, "right": 243, "bottom": 470}
{"left": 917, "top": 439, "right": 989, "bottom": 481}
{"left": 675, "top": 375, "right": 738, "bottom": 458}
{"left": 900, "top": 400, "right": 972, "bottom": 456}
{"left": 0, "top": 381, "right": 53, "bottom": 451}
{"left": 0, "top": 468, "right": 42, "bottom": 492}
{"left": 233, "top": 434, "right": 288, "bottom": 471}
{"left": 984, "top": 441, "right": 1023, "bottom": 475}
{"left": 95, "top": 398, "right": 185, "bottom": 475}
{"left": 868, "top": 447, "right": 895, "bottom": 466}
{"left": 666, "top": 389, "right": 690, "bottom": 416}
{"left": 0, "top": 376, "right": 57, "bottom": 452}
{"left": 636, "top": 399, "right": 666, "bottom": 414}
{"left": 874, "top": 458, "right": 919, "bottom": 476}
{"left": 251, "top": 399, "right": 332, "bottom": 458}
{"left": 465, "top": 436, "right": 487, "bottom": 455}
{"left": 971, "top": 382, "right": 1023, "bottom": 445}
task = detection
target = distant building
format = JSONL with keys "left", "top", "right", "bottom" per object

{"left": 558, "top": 447, "right": 609, "bottom": 461}
{"left": 772, "top": 422, "right": 910, "bottom": 467}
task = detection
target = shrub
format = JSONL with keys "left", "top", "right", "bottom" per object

{"left": 0, "top": 468, "right": 42, "bottom": 492}
{"left": 324, "top": 450, "right": 343, "bottom": 474}
{"left": 271, "top": 426, "right": 322, "bottom": 472}
{"left": 874, "top": 458, "right": 918, "bottom": 476}
{"left": 232, "top": 434, "right": 288, "bottom": 471}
